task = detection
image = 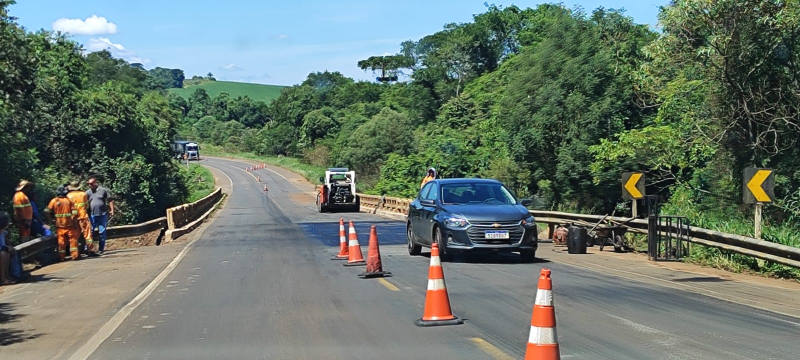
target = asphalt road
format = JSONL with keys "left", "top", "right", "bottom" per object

{"left": 88, "top": 158, "right": 797, "bottom": 360}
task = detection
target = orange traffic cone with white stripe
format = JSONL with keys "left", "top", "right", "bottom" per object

{"left": 525, "top": 268, "right": 560, "bottom": 360}
{"left": 343, "top": 221, "right": 366, "bottom": 266}
{"left": 358, "top": 225, "right": 391, "bottom": 278}
{"left": 415, "top": 243, "right": 463, "bottom": 327}
{"left": 331, "top": 218, "right": 349, "bottom": 260}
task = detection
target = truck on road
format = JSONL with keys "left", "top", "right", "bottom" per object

{"left": 316, "top": 168, "right": 360, "bottom": 213}
{"left": 171, "top": 140, "right": 200, "bottom": 161}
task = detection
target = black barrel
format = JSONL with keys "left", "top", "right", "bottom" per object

{"left": 567, "top": 226, "right": 588, "bottom": 254}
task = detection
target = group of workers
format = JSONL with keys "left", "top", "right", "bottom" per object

{"left": 1, "top": 178, "right": 115, "bottom": 285}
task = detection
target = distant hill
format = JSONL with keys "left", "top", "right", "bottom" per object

{"left": 170, "top": 81, "right": 285, "bottom": 103}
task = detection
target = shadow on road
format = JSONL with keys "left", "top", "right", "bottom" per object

{"left": 16, "top": 273, "right": 64, "bottom": 285}
{"left": 420, "top": 252, "right": 551, "bottom": 265}
{"left": 0, "top": 302, "right": 43, "bottom": 346}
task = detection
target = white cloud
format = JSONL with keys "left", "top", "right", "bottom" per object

{"left": 86, "top": 37, "right": 151, "bottom": 64}
{"left": 271, "top": 34, "right": 289, "bottom": 40}
{"left": 87, "top": 37, "right": 125, "bottom": 52}
{"left": 219, "top": 63, "right": 244, "bottom": 71}
{"left": 52, "top": 15, "right": 117, "bottom": 36}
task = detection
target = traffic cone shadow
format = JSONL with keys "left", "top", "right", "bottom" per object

{"left": 332, "top": 218, "right": 349, "bottom": 260}
{"left": 415, "top": 243, "right": 463, "bottom": 327}
{"left": 525, "top": 268, "right": 561, "bottom": 360}
{"left": 358, "top": 225, "right": 391, "bottom": 278}
{"left": 343, "top": 221, "right": 366, "bottom": 266}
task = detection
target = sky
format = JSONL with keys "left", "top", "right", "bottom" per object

{"left": 9, "top": 0, "right": 668, "bottom": 86}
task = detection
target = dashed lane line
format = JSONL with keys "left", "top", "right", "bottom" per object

{"left": 469, "top": 337, "right": 516, "bottom": 360}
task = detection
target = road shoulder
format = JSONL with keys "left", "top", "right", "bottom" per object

{"left": 0, "top": 164, "right": 232, "bottom": 360}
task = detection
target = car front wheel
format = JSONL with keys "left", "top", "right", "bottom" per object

{"left": 434, "top": 227, "right": 450, "bottom": 261}
{"left": 407, "top": 223, "right": 421, "bottom": 256}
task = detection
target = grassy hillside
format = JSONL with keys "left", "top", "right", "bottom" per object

{"left": 170, "top": 81, "right": 284, "bottom": 102}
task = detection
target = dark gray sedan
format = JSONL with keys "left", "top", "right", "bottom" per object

{"left": 406, "top": 178, "right": 538, "bottom": 262}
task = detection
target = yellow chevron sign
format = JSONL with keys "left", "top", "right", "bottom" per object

{"left": 743, "top": 168, "right": 774, "bottom": 204}
{"left": 622, "top": 172, "right": 645, "bottom": 200}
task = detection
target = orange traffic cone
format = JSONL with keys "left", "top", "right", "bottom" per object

{"left": 358, "top": 225, "right": 391, "bottom": 278}
{"left": 331, "top": 218, "right": 349, "bottom": 260}
{"left": 525, "top": 268, "right": 560, "bottom": 360}
{"left": 263, "top": 184, "right": 268, "bottom": 192}
{"left": 257, "top": 176, "right": 261, "bottom": 182}
{"left": 343, "top": 221, "right": 367, "bottom": 266}
{"left": 415, "top": 243, "right": 463, "bottom": 327}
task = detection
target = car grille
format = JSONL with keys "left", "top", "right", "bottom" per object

{"left": 467, "top": 221, "right": 524, "bottom": 244}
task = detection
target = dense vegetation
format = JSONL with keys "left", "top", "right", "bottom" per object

{"left": 0, "top": 1, "right": 197, "bottom": 231}
{"left": 171, "top": 1, "right": 800, "bottom": 276}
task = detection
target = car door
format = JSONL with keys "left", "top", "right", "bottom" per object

{"left": 419, "top": 182, "right": 439, "bottom": 245}
{"left": 410, "top": 183, "right": 433, "bottom": 240}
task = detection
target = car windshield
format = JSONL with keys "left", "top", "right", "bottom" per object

{"left": 441, "top": 183, "right": 517, "bottom": 205}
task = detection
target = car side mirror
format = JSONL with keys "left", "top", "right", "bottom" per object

{"left": 319, "top": 177, "right": 324, "bottom": 183}
{"left": 520, "top": 199, "right": 533, "bottom": 207}
{"left": 420, "top": 199, "right": 435, "bottom": 207}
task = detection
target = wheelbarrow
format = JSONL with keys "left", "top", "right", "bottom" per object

{"left": 590, "top": 226, "right": 631, "bottom": 253}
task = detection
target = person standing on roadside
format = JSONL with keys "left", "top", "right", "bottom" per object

{"left": 0, "top": 212, "right": 16, "bottom": 285}
{"left": 67, "top": 181, "right": 97, "bottom": 257}
{"left": 420, "top": 168, "right": 437, "bottom": 189}
{"left": 86, "top": 177, "right": 114, "bottom": 255}
{"left": 12, "top": 180, "right": 34, "bottom": 242}
{"left": 45, "top": 186, "right": 79, "bottom": 261}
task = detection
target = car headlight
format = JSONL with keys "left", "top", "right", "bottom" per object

{"left": 444, "top": 216, "right": 469, "bottom": 228}
{"left": 522, "top": 215, "right": 536, "bottom": 226}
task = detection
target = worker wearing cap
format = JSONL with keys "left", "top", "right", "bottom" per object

{"left": 45, "top": 186, "right": 79, "bottom": 261}
{"left": 12, "top": 180, "right": 34, "bottom": 242}
{"left": 67, "top": 181, "right": 96, "bottom": 257}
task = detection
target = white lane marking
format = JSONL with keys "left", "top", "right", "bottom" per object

{"left": 67, "top": 162, "right": 234, "bottom": 360}
{"left": 67, "top": 230, "right": 207, "bottom": 360}
{"left": 263, "top": 167, "right": 288, "bottom": 181}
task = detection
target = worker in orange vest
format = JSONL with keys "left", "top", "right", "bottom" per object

{"left": 420, "top": 168, "right": 437, "bottom": 189}
{"left": 13, "top": 180, "right": 35, "bottom": 242}
{"left": 66, "top": 181, "right": 97, "bottom": 257}
{"left": 45, "top": 186, "right": 79, "bottom": 261}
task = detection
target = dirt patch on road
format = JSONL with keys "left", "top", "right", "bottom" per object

{"left": 105, "top": 229, "right": 163, "bottom": 250}
{"left": 289, "top": 192, "right": 314, "bottom": 205}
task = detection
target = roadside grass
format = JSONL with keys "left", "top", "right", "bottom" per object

{"left": 201, "top": 145, "right": 326, "bottom": 185}
{"left": 180, "top": 163, "right": 215, "bottom": 202}
{"left": 169, "top": 81, "right": 284, "bottom": 102}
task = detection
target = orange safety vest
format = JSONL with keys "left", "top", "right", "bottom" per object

{"left": 66, "top": 190, "right": 89, "bottom": 219}
{"left": 421, "top": 176, "right": 434, "bottom": 189}
{"left": 13, "top": 191, "right": 33, "bottom": 221}
{"left": 46, "top": 197, "right": 77, "bottom": 228}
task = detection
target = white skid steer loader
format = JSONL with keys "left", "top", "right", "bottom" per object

{"left": 316, "top": 168, "right": 360, "bottom": 213}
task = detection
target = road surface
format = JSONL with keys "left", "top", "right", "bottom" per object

{"left": 87, "top": 157, "right": 797, "bottom": 360}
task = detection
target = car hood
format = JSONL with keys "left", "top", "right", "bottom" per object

{"left": 440, "top": 204, "right": 530, "bottom": 222}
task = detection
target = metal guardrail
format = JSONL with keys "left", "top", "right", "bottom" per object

{"left": 13, "top": 218, "right": 168, "bottom": 261}
{"left": 354, "top": 193, "right": 800, "bottom": 269}
{"left": 14, "top": 188, "right": 222, "bottom": 261}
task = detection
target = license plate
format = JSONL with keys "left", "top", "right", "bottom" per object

{"left": 485, "top": 230, "right": 510, "bottom": 239}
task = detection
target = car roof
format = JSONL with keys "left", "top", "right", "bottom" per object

{"left": 432, "top": 178, "right": 503, "bottom": 185}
